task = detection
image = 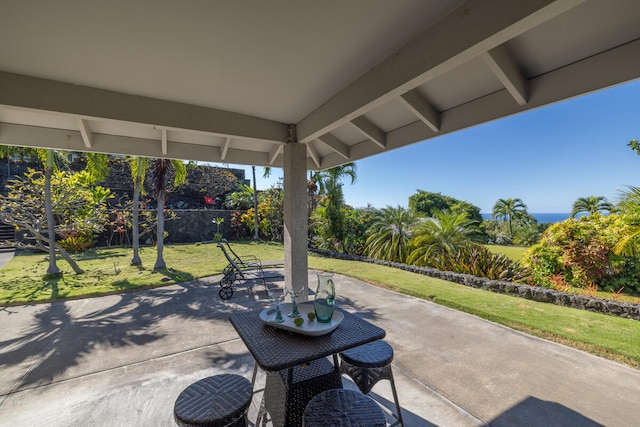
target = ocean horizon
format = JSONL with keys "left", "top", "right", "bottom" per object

{"left": 481, "top": 213, "right": 571, "bottom": 224}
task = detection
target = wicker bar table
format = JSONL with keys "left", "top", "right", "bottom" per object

{"left": 229, "top": 302, "right": 386, "bottom": 427}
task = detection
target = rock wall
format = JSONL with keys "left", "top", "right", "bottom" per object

{"left": 309, "top": 248, "right": 640, "bottom": 321}
{"left": 164, "top": 209, "right": 236, "bottom": 243}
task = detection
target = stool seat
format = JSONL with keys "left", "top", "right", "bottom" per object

{"left": 303, "top": 389, "right": 386, "bottom": 427}
{"left": 339, "top": 340, "right": 393, "bottom": 368}
{"left": 174, "top": 374, "right": 252, "bottom": 427}
{"left": 339, "top": 340, "right": 404, "bottom": 426}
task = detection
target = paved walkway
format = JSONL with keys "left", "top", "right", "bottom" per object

{"left": 1, "top": 270, "right": 638, "bottom": 426}
{"left": 0, "top": 249, "right": 14, "bottom": 269}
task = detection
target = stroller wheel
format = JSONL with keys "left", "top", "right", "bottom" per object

{"left": 219, "top": 286, "right": 234, "bottom": 300}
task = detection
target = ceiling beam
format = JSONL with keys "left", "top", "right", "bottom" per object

{"left": 0, "top": 122, "right": 281, "bottom": 167}
{"left": 482, "top": 44, "right": 528, "bottom": 105}
{"left": 400, "top": 90, "right": 440, "bottom": 132}
{"left": 306, "top": 141, "right": 321, "bottom": 169}
{"left": 269, "top": 144, "right": 282, "bottom": 165}
{"left": 351, "top": 116, "right": 386, "bottom": 149}
{"left": 0, "top": 71, "right": 290, "bottom": 143}
{"left": 221, "top": 136, "right": 231, "bottom": 160}
{"left": 76, "top": 118, "right": 93, "bottom": 148}
{"left": 161, "top": 129, "right": 168, "bottom": 155}
{"left": 315, "top": 36, "right": 640, "bottom": 169}
{"left": 296, "top": 0, "right": 584, "bottom": 143}
{"left": 317, "top": 133, "right": 351, "bottom": 160}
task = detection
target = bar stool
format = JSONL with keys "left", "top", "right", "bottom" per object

{"left": 303, "top": 388, "right": 386, "bottom": 427}
{"left": 339, "top": 340, "right": 404, "bottom": 426}
{"left": 174, "top": 374, "right": 252, "bottom": 427}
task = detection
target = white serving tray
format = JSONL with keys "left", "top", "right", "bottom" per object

{"left": 259, "top": 302, "right": 343, "bottom": 336}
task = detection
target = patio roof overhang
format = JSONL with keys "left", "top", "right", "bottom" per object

{"left": 1, "top": 0, "right": 640, "bottom": 294}
{"left": 1, "top": 0, "right": 639, "bottom": 170}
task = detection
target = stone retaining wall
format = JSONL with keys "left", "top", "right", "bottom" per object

{"left": 309, "top": 248, "right": 640, "bottom": 321}
{"left": 164, "top": 209, "right": 236, "bottom": 243}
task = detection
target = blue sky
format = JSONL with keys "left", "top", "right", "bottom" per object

{"left": 233, "top": 79, "right": 639, "bottom": 214}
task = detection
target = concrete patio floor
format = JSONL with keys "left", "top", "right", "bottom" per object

{"left": 1, "top": 269, "right": 639, "bottom": 426}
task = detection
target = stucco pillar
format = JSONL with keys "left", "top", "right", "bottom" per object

{"left": 283, "top": 141, "right": 309, "bottom": 300}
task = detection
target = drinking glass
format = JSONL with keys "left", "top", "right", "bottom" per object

{"left": 267, "top": 287, "right": 285, "bottom": 323}
{"left": 286, "top": 287, "right": 303, "bottom": 318}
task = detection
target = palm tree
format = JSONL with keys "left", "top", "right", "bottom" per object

{"left": 364, "top": 206, "right": 417, "bottom": 262}
{"left": 129, "top": 157, "right": 148, "bottom": 265}
{"left": 312, "top": 163, "right": 357, "bottom": 243}
{"left": 408, "top": 210, "right": 480, "bottom": 266}
{"left": 149, "top": 158, "right": 187, "bottom": 270}
{"left": 571, "top": 196, "right": 613, "bottom": 217}
{"left": 492, "top": 198, "right": 527, "bottom": 237}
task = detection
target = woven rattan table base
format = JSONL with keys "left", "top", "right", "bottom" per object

{"left": 264, "top": 358, "right": 342, "bottom": 427}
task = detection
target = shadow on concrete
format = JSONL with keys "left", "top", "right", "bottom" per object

{"left": 0, "top": 269, "right": 382, "bottom": 394}
{"left": 489, "top": 396, "right": 604, "bottom": 427}
{"left": 0, "top": 277, "right": 241, "bottom": 391}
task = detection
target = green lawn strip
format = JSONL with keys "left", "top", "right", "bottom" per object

{"left": 0, "top": 241, "right": 285, "bottom": 305}
{"left": 1, "top": 242, "right": 638, "bottom": 368}
{"left": 308, "top": 254, "right": 640, "bottom": 368}
{"left": 484, "top": 244, "right": 529, "bottom": 261}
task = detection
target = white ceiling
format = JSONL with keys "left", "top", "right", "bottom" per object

{"left": 1, "top": 0, "right": 640, "bottom": 170}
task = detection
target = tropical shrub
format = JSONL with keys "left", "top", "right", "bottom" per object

{"left": 103, "top": 198, "right": 174, "bottom": 247}
{"left": 523, "top": 214, "right": 640, "bottom": 292}
{"left": 310, "top": 202, "right": 377, "bottom": 254}
{"left": 0, "top": 169, "right": 112, "bottom": 252}
{"left": 418, "top": 243, "right": 530, "bottom": 281}
{"left": 341, "top": 206, "right": 378, "bottom": 255}
{"left": 309, "top": 203, "right": 333, "bottom": 250}
{"left": 225, "top": 184, "right": 255, "bottom": 210}
{"left": 404, "top": 210, "right": 528, "bottom": 280}
{"left": 513, "top": 222, "right": 545, "bottom": 246}
{"left": 240, "top": 186, "right": 283, "bottom": 241}
{"left": 229, "top": 210, "right": 249, "bottom": 240}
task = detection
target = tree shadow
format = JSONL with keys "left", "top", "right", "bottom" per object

{"left": 44, "top": 275, "right": 61, "bottom": 300}
{"left": 0, "top": 275, "right": 247, "bottom": 391}
{"left": 0, "top": 270, "right": 386, "bottom": 395}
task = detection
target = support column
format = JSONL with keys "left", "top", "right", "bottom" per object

{"left": 283, "top": 140, "right": 309, "bottom": 300}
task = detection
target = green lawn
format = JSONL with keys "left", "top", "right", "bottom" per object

{"left": 0, "top": 241, "right": 285, "bottom": 304}
{"left": 485, "top": 244, "right": 529, "bottom": 261}
{"left": 1, "top": 241, "right": 639, "bottom": 368}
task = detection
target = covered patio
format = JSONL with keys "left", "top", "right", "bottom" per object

{"left": 1, "top": 272, "right": 639, "bottom": 426}
{"left": 2, "top": 0, "right": 640, "bottom": 297}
